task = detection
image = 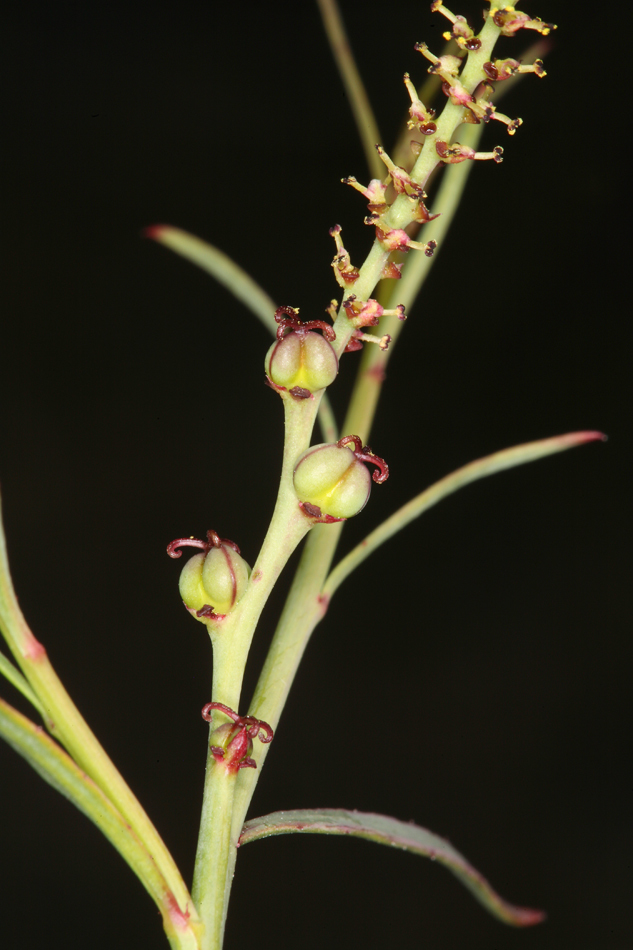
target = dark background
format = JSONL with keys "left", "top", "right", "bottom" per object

{"left": 1, "top": 1, "right": 629, "bottom": 948}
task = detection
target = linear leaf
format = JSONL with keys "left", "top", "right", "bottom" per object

{"left": 323, "top": 431, "right": 606, "bottom": 599}
{"left": 0, "top": 696, "right": 202, "bottom": 949}
{"left": 0, "top": 649, "right": 46, "bottom": 719}
{"left": 145, "top": 225, "right": 278, "bottom": 336}
{"left": 0, "top": 490, "right": 200, "bottom": 939}
{"left": 240, "top": 808, "right": 544, "bottom": 927}
{"left": 316, "top": 0, "right": 383, "bottom": 179}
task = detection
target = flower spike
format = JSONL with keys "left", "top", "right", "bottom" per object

{"left": 416, "top": 41, "right": 522, "bottom": 134}
{"left": 438, "top": 78, "right": 523, "bottom": 133}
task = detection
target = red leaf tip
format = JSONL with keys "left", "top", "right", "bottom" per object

{"left": 141, "top": 224, "right": 168, "bottom": 240}
{"left": 574, "top": 430, "right": 608, "bottom": 444}
{"left": 511, "top": 906, "right": 547, "bottom": 927}
{"left": 553, "top": 430, "right": 607, "bottom": 449}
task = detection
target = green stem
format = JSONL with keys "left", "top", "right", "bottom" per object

{"left": 227, "top": 342, "right": 387, "bottom": 857}
{"left": 229, "top": 525, "right": 334, "bottom": 836}
{"left": 192, "top": 755, "right": 237, "bottom": 950}
{"left": 191, "top": 393, "right": 323, "bottom": 948}
{"left": 211, "top": 395, "right": 320, "bottom": 708}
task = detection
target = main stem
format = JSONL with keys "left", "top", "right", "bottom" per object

{"left": 191, "top": 394, "right": 321, "bottom": 949}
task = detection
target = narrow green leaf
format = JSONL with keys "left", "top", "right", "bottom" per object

{"left": 1, "top": 695, "right": 121, "bottom": 825}
{"left": 240, "top": 808, "right": 545, "bottom": 927}
{"left": 0, "top": 650, "right": 46, "bottom": 719}
{"left": 315, "top": 0, "right": 384, "bottom": 180}
{"left": 323, "top": 431, "right": 606, "bottom": 599}
{"left": 0, "top": 490, "right": 200, "bottom": 939}
{"left": 0, "top": 696, "right": 201, "bottom": 949}
{"left": 144, "top": 225, "right": 278, "bottom": 336}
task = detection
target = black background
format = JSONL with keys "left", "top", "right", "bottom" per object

{"left": 1, "top": 1, "right": 629, "bottom": 948}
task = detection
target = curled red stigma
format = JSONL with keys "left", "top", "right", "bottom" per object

{"left": 167, "top": 529, "right": 240, "bottom": 558}
{"left": 201, "top": 702, "right": 274, "bottom": 771}
{"left": 337, "top": 434, "right": 389, "bottom": 483}
{"left": 167, "top": 537, "right": 209, "bottom": 558}
{"left": 274, "top": 305, "right": 336, "bottom": 342}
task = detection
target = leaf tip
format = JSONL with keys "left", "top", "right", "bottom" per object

{"left": 142, "top": 224, "right": 168, "bottom": 241}
{"left": 577, "top": 430, "right": 608, "bottom": 444}
{"left": 556, "top": 430, "right": 607, "bottom": 449}
{"left": 509, "top": 905, "right": 547, "bottom": 927}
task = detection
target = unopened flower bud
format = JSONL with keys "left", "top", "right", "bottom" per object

{"left": 168, "top": 530, "right": 250, "bottom": 618}
{"left": 293, "top": 435, "right": 389, "bottom": 520}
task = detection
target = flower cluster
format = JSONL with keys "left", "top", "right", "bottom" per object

{"left": 169, "top": 0, "right": 556, "bottom": 631}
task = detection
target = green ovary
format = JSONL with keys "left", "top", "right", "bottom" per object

{"left": 293, "top": 443, "right": 371, "bottom": 518}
